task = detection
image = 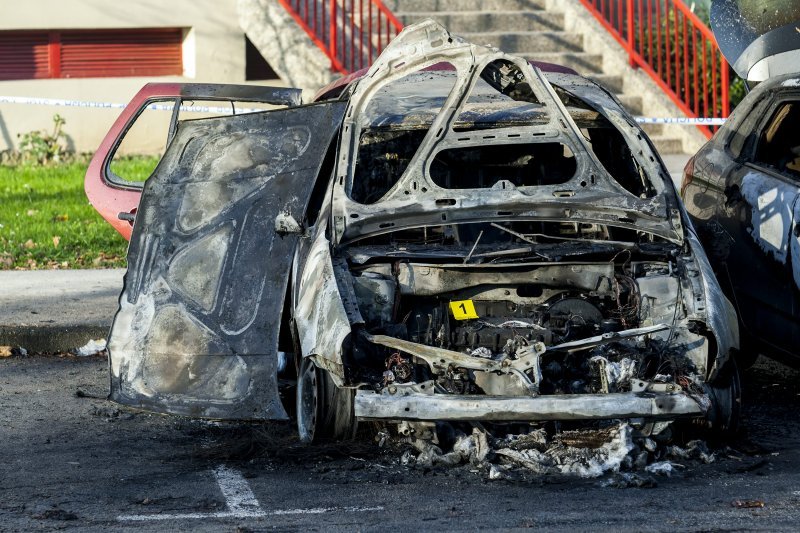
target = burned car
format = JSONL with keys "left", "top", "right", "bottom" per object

{"left": 682, "top": 1, "right": 800, "bottom": 368}
{"left": 87, "top": 21, "right": 741, "bottom": 443}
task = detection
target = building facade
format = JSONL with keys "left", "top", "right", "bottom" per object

{"left": 0, "top": 0, "right": 282, "bottom": 154}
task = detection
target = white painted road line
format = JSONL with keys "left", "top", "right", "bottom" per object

{"left": 213, "top": 465, "right": 262, "bottom": 514}
{"left": 117, "top": 465, "right": 384, "bottom": 522}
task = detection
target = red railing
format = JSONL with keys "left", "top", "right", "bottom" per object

{"left": 580, "top": 0, "right": 729, "bottom": 137}
{"left": 277, "top": 0, "right": 403, "bottom": 75}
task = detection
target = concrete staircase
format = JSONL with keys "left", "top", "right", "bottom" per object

{"left": 383, "top": 0, "right": 685, "bottom": 154}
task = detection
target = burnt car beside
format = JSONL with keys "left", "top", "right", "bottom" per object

{"left": 682, "top": 1, "right": 800, "bottom": 368}
{"left": 88, "top": 21, "right": 742, "bottom": 443}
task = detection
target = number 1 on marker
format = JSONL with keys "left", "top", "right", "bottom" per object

{"left": 449, "top": 300, "right": 479, "bottom": 320}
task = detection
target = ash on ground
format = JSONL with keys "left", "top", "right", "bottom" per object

{"left": 387, "top": 422, "right": 718, "bottom": 486}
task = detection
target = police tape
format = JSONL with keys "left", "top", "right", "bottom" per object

{"left": 0, "top": 94, "right": 728, "bottom": 124}
{"left": 634, "top": 116, "right": 727, "bottom": 125}
{"left": 0, "top": 95, "right": 265, "bottom": 114}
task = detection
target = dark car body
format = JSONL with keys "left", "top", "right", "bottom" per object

{"left": 682, "top": 72, "right": 800, "bottom": 366}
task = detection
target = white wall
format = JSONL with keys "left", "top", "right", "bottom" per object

{"left": 0, "top": 0, "right": 284, "bottom": 154}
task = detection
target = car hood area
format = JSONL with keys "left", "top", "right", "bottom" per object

{"left": 711, "top": 0, "right": 800, "bottom": 81}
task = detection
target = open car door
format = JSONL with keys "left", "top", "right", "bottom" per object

{"left": 711, "top": 0, "right": 800, "bottom": 81}
{"left": 85, "top": 83, "right": 303, "bottom": 240}
{"left": 107, "top": 100, "right": 346, "bottom": 420}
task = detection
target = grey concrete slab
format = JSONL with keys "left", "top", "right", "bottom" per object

{"left": 0, "top": 268, "right": 124, "bottom": 352}
{"left": 661, "top": 152, "right": 692, "bottom": 190}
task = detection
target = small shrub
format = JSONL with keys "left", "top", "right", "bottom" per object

{"left": 16, "top": 114, "right": 70, "bottom": 166}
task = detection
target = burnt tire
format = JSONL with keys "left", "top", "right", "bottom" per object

{"left": 706, "top": 357, "right": 742, "bottom": 437}
{"left": 734, "top": 333, "right": 760, "bottom": 370}
{"left": 296, "top": 358, "right": 357, "bottom": 443}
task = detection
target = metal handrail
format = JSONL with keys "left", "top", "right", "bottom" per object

{"left": 580, "top": 0, "right": 729, "bottom": 137}
{"left": 277, "top": 0, "right": 404, "bottom": 75}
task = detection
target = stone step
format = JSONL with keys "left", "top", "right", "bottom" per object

{"left": 458, "top": 31, "right": 584, "bottom": 53}
{"left": 520, "top": 52, "right": 604, "bottom": 73}
{"left": 386, "top": 0, "right": 546, "bottom": 12}
{"left": 639, "top": 122, "right": 664, "bottom": 136}
{"left": 616, "top": 94, "right": 643, "bottom": 115}
{"left": 398, "top": 11, "right": 563, "bottom": 33}
{"left": 587, "top": 74, "right": 624, "bottom": 94}
{"left": 648, "top": 136, "right": 684, "bottom": 155}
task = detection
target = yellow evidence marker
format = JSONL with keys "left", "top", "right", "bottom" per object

{"left": 449, "top": 300, "right": 479, "bottom": 320}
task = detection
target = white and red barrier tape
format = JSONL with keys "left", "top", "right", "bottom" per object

{"left": 0, "top": 95, "right": 728, "bottom": 124}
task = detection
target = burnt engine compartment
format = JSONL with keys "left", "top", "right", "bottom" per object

{"left": 346, "top": 252, "right": 703, "bottom": 398}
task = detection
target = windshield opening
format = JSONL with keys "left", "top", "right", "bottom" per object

{"left": 429, "top": 142, "right": 576, "bottom": 189}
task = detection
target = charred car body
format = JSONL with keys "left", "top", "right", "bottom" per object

{"left": 90, "top": 21, "right": 741, "bottom": 442}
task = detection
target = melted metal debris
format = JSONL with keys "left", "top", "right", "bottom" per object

{"left": 395, "top": 424, "right": 717, "bottom": 483}
{"left": 74, "top": 338, "right": 107, "bottom": 357}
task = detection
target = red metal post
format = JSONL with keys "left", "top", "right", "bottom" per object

{"left": 349, "top": 0, "right": 355, "bottom": 72}
{"left": 711, "top": 47, "right": 718, "bottom": 116}
{"left": 683, "top": 16, "right": 689, "bottom": 104}
{"left": 637, "top": 0, "right": 644, "bottom": 58}
{"left": 692, "top": 27, "right": 699, "bottom": 114}
{"left": 656, "top": 1, "right": 662, "bottom": 78}
{"left": 368, "top": 0, "right": 373, "bottom": 65}
{"left": 330, "top": 0, "right": 338, "bottom": 71}
{"left": 626, "top": 0, "right": 635, "bottom": 66}
{"left": 721, "top": 59, "right": 730, "bottom": 117}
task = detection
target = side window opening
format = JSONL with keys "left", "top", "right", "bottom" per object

{"left": 754, "top": 101, "right": 800, "bottom": 178}
{"left": 305, "top": 136, "right": 339, "bottom": 227}
{"left": 106, "top": 98, "right": 286, "bottom": 188}
{"left": 107, "top": 98, "right": 177, "bottom": 187}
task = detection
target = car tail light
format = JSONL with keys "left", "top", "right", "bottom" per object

{"left": 680, "top": 155, "right": 696, "bottom": 198}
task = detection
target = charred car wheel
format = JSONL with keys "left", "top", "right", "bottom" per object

{"left": 296, "top": 358, "right": 357, "bottom": 443}
{"left": 735, "top": 334, "right": 760, "bottom": 370}
{"left": 706, "top": 358, "right": 742, "bottom": 437}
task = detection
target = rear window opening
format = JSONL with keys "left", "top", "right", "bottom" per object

{"left": 429, "top": 142, "right": 576, "bottom": 189}
{"left": 351, "top": 128, "right": 428, "bottom": 204}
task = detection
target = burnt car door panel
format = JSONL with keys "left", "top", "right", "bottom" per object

{"left": 85, "top": 83, "right": 303, "bottom": 240}
{"left": 731, "top": 163, "right": 798, "bottom": 347}
{"left": 730, "top": 98, "right": 800, "bottom": 348}
{"left": 107, "top": 101, "right": 346, "bottom": 420}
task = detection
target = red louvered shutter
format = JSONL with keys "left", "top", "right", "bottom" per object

{"left": 60, "top": 28, "right": 183, "bottom": 78}
{"left": 0, "top": 31, "right": 51, "bottom": 80}
{"left": 0, "top": 29, "right": 183, "bottom": 80}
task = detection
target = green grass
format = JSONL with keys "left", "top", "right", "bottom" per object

{"left": 0, "top": 160, "right": 133, "bottom": 270}
{"left": 109, "top": 155, "right": 161, "bottom": 184}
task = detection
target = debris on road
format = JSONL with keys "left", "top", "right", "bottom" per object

{"left": 732, "top": 499, "right": 766, "bottom": 509}
{"left": 394, "top": 422, "right": 716, "bottom": 482}
{"left": 74, "top": 338, "right": 106, "bottom": 356}
{"left": 644, "top": 461, "right": 675, "bottom": 476}
{"left": 0, "top": 345, "right": 28, "bottom": 357}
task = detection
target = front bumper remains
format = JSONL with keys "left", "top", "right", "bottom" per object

{"left": 354, "top": 389, "right": 707, "bottom": 422}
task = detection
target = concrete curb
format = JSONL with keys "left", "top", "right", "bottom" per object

{"left": 0, "top": 268, "right": 123, "bottom": 353}
{"left": 0, "top": 325, "right": 110, "bottom": 354}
